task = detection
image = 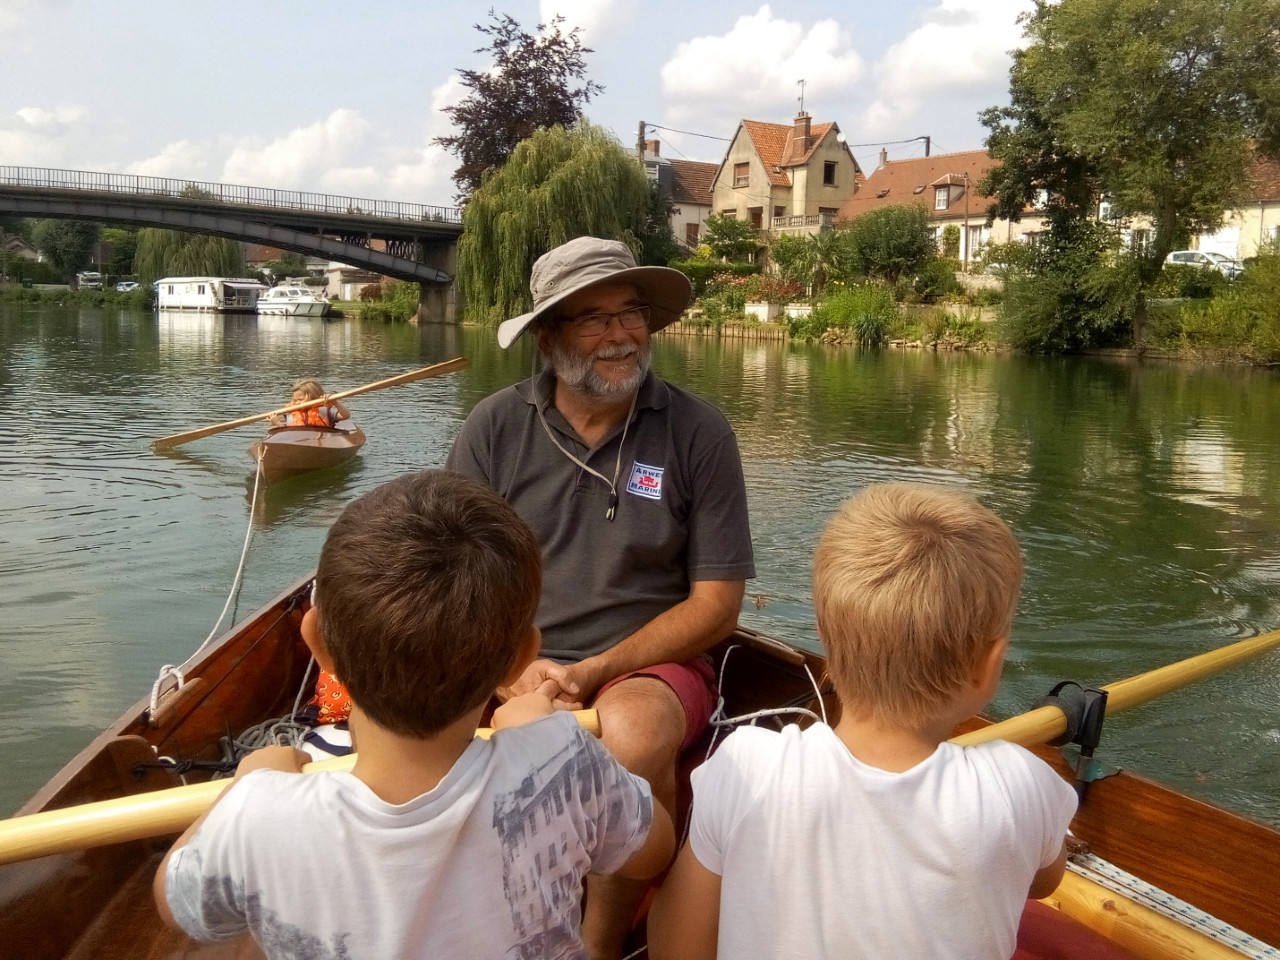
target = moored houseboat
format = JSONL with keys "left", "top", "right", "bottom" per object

{"left": 155, "top": 277, "right": 267, "bottom": 313}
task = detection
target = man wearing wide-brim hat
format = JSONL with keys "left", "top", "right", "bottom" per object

{"left": 447, "top": 236, "right": 754, "bottom": 956}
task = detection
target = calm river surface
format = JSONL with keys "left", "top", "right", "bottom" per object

{"left": 2, "top": 303, "right": 1279, "bottom": 823}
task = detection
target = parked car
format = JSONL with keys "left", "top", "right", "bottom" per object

{"left": 115, "top": 281, "right": 139, "bottom": 293}
{"left": 1165, "top": 250, "right": 1244, "bottom": 280}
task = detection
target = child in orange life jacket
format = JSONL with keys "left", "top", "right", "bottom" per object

{"left": 269, "top": 378, "right": 351, "bottom": 428}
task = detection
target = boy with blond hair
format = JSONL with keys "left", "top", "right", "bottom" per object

{"left": 153, "top": 470, "right": 673, "bottom": 960}
{"left": 650, "top": 483, "right": 1076, "bottom": 960}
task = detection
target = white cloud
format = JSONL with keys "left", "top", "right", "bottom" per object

{"left": 659, "top": 6, "right": 863, "bottom": 130}
{"left": 220, "top": 109, "right": 371, "bottom": 190}
{"left": 16, "top": 104, "right": 86, "bottom": 127}
{"left": 125, "top": 139, "right": 210, "bottom": 178}
{"left": 429, "top": 74, "right": 467, "bottom": 124}
{"left": 0, "top": 0, "right": 34, "bottom": 35}
{"left": 862, "top": 0, "right": 1031, "bottom": 137}
{"left": 0, "top": 126, "right": 67, "bottom": 165}
{"left": 540, "top": 0, "right": 637, "bottom": 45}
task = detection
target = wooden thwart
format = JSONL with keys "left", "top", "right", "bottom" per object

{"left": 0, "top": 709, "right": 599, "bottom": 866}
{"left": 151, "top": 357, "right": 469, "bottom": 449}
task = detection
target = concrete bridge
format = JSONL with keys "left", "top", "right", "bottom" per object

{"left": 0, "top": 166, "right": 464, "bottom": 319}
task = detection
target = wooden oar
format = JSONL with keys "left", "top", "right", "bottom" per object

{"left": 151, "top": 357, "right": 469, "bottom": 449}
{"left": 952, "top": 627, "right": 1280, "bottom": 748}
{"left": 0, "top": 709, "right": 600, "bottom": 866}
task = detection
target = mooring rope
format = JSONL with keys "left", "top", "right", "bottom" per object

{"left": 148, "top": 449, "right": 266, "bottom": 715}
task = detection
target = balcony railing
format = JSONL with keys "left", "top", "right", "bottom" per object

{"left": 770, "top": 212, "right": 835, "bottom": 231}
{"left": 0, "top": 166, "right": 462, "bottom": 225}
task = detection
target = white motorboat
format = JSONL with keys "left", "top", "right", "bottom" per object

{"left": 257, "top": 285, "right": 332, "bottom": 318}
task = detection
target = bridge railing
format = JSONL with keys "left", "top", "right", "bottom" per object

{"left": 0, "top": 166, "right": 462, "bottom": 225}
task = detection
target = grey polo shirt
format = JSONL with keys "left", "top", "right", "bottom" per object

{"left": 446, "top": 369, "right": 755, "bottom": 663}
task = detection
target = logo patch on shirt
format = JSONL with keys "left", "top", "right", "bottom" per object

{"left": 626, "top": 461, "right": 665, "bottom": 500}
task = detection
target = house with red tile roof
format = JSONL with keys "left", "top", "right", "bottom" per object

{"left": 642, "top": 140, "right": 718, "bottom": 250}
{"left": 711, "top": 112, "right": 863, "bottom": 236}
{"left": 1200, "top": 152, "right": 1280, "bottom": 259}
{"left": 835, "top": 149, "right": 1051, "bottom": 267}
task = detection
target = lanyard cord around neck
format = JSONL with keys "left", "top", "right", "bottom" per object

{"left": 533, "top": 356, "right": 639, "bottom": 522}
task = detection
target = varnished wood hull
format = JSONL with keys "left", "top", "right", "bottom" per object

{"left": 247, "top": 424, "right": 365, "bottom": 484}
{"left": 1, "top": 585, "right": 1277, "bottom": 958}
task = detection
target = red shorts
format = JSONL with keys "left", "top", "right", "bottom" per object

{"left": 596, "top": 656, "right": 719, "bottom": 753}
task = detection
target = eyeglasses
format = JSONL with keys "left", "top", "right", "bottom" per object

{"left": 567, "top": 305, "right": 651, "bottom": 339}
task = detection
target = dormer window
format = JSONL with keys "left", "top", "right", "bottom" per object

{"left": 935, "top": 187, "right": 948, "bottom": 210}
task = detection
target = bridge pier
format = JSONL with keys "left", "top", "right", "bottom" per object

{"left": 415, "top": 241, "right": 457, "bottom": 324}
{"left": 416, "top": 282, "right": 455, "bottom": 324}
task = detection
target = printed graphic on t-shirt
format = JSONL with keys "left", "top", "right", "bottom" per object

{"left": 626, "top": 461, "right": 664, "bottom": 500}
{"left": 493, "top": 738, "right": 608, "bottom": 958}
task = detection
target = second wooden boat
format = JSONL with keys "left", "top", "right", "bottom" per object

{"left": 1, "top": 579, "right": 1277, "bottom": 958}
{"left": 247, "top": 423, "right": 366, "bottom": 483}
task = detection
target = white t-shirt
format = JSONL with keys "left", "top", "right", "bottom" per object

{"left": 166, "top": 712, "right": 652, "bottom": 960}
{"left": 689, "top": 723, "right": 1077, "bottom": 960}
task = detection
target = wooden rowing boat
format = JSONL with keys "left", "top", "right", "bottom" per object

{"left": 1, "top": 578, "right": 1277, "bottom": 959}
{"left": 247, "top": 423, "right": 366, "bottom": 484}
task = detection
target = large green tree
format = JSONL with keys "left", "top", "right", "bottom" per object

{"left": 982, "top": 0, "right": 1280, "bottom": 341}
{"left": 434, "top": 12, "right": 602, "bottom": 202}
{"left": 457, "top": 122, "right": 650, "bottom": 323}
{"left": 132, "top": 229, "right": 246, "bottom": 283}
{"left": 702, "top": 212, "right": 760, "bottom": 262}
{"left": 31, "top": 219, "right": 100, "bottom": 278}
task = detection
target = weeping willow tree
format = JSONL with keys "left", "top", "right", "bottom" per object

{"left": 132, "top": 229, "right": 246, "bottom": 283}
{"left": 457, "top": 121, "right": 650, "bottom": 323}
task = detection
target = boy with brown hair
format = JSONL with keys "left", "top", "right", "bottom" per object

{"left": 650, "top": 483, "right": 1076, "bottom": 960}
{"left": 153, "top": 470, "right": 674, "bottom": 960}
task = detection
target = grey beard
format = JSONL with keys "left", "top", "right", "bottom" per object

{"left": 548, "top": 339, "right": 651, "bottom": 402}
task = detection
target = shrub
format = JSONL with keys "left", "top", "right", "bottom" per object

{"left": 1148, "top": 263, "right": 1227, "bottom": 299}
{"left": 900, "top": 257, "right": 964, "bottom": 303}
{"left": 741, "top": 274, "right": 802, "bottom": 304}
{"left": 978, "top": 240, "right": 1035, "bottom": 278}
{"left": 791, "top": 283, "right": 896, "bottom": 344}
{"left": 672, "top": 258, "right": 758, "bottom": 299}
{"left": 844, "top": 203, "right": 935, "bottom": 282}
{"left": 941, "top": 225, "right": 960, "bottom": 259}
{"left": 359, "top": 283, "right": 383, "bottom": 302}
{"left": 361, "top": 279, "right": 419, "bottom": 322}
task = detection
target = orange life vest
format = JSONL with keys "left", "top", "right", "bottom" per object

{"left": 288, "top": 406, "right": 335, "bottom": 427}
{"left": 309, "top": 671, "right": 353, "bottom": 723}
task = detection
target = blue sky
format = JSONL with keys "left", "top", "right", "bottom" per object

{"left": 0, "top": 0, "right": 1033, "bottom": 205}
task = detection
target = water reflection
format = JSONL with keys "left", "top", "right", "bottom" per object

{"left": 2, "top": 305, "right": 1279, "bottom": 826}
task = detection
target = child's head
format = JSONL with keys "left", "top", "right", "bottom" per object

{"left": 310, "top": 470, "right": 542, "bottom": 737}
{"left": 291, "top": 378, "right": 325, "bottom": 402}
{"left": 813, "top": 483, "right": 1022, "bottom": 731}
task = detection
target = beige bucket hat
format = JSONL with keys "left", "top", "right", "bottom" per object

{"left": 497, "top": 237, "right": 692, "bottom": 348}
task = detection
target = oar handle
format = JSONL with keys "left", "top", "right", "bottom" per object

{"left": 0, "top": 709, "right": 600, "bottom": 866}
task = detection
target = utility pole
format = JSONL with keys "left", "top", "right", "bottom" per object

{"left": 963, "top": 171, "right": 970, "bottom": 272}
{"left": 637, "top": 120, "right": 646, "bottom": 161}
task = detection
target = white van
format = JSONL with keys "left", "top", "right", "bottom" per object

{"left": 76, "top": 271, "right": 104, "bottom": 290}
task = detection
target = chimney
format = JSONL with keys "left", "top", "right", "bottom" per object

{"left": 879, "top": 147, "right": 888, "bottom": 168}
{"left": 792, "top": 111, "right": 811, "bottom": 155}
{"left": 645, "top": 139, "right": 660, "bottom": 156}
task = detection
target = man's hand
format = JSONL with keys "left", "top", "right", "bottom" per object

{"left": 492, "top": 692, "right": 556, "bottom": 730}
{"left": 234, "top": 745, "right": 307, "bottom": 780}
{"left": 497, "top": 658, "right": 584, "bottom": 710}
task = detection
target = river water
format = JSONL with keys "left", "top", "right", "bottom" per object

{"left": 2, "top": 303, "right": 1279, "bottom": 824}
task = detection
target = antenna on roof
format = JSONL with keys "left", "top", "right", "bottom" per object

{"left": 797, "top": 79, "right": 806, "bottom": 114}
